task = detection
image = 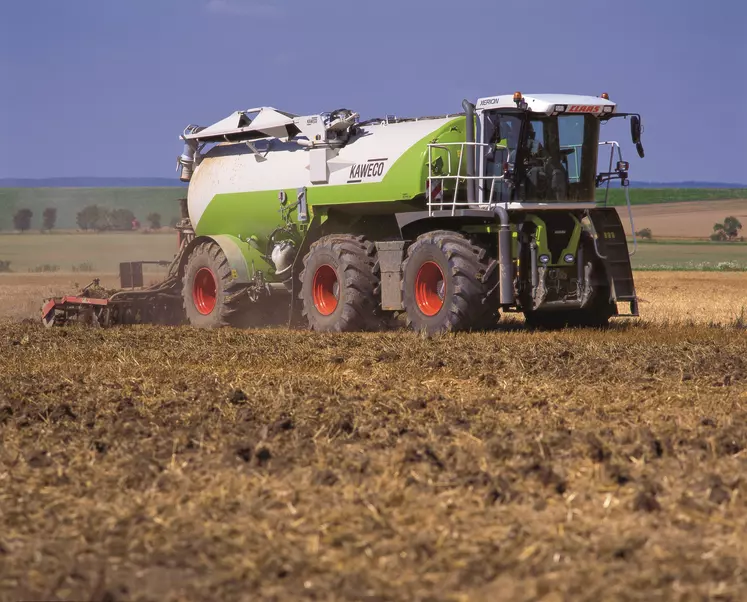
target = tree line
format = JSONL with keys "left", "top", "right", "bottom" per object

{"left": 11, "top": 206, "right": 168, "bottom": 232}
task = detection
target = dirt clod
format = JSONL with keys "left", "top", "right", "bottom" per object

{"left": 313, "top": 469, "right": 339, "bottom": 486}
{"left": 633, "top": 481, "right": 662, "bottom": 513}
{"left": 229, "top": 389, "right": 248, "bottom": 404}
{"left": 236, "top": 445, "right": 254, "bottom": 462}
{"left": 255, "top": 446, "right": 272, "bottom": 465}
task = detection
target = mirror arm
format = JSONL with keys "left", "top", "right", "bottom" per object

{"left": 596, "top": 169, "right": 630, "bottom": 189}
{"left": 600, "top": 112, "right": 640, "bottom": 120}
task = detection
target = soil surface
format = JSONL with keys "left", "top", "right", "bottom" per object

{"left": 2, "top": 321, "right": 747, "bottom": 601}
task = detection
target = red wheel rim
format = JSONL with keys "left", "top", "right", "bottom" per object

{"left": 415, "top": 261, "right": 445, "bottom": 316}
{"left": 193, "top": 267, "right": 217, "bottom": 315}
{"left": 312, "top": 264, "right": 339, "bottom": 316}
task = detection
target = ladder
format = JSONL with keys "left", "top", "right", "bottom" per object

{"left": 587, "top": 208, "right": 639, "bottom": 316}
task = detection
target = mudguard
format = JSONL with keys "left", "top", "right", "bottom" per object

{"left": 179, "top": 234, "right": 268, "bottom": 285}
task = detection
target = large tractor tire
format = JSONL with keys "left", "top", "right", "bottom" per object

{"left": 524, "top": 235, "right": 615, "bottom": 330}
{"left": 299, "top": 234, "right": 381, "bottom": 332}
{"left": 182, "top": 240, "right": 247, "bottom": 328}
{"left": 401, "top": 230, "right": 497, "bottom": 336}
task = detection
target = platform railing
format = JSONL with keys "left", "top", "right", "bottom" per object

{"left": 426, "top": 142, "right": 506, "bottom": 215}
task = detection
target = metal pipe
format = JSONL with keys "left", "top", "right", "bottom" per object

{"left": 494, "top": 205, "right": 515, "bottom": 305}
{"left": 461, "top": 99, "right": 475, "bottom": 204}
{"left": 178, "top": 140, "right": 197, "bottom": 182}
{"left": 577, "top": 244, "right": 584, "bottom": 288}
{"left": 530, "top": 240, "right": 538, "bottom": 289}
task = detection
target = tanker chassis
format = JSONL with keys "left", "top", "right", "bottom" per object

{"left": 43, "top": 92, "right": 645, "bottom": 334}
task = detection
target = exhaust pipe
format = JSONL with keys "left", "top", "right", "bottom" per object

{"left": 461, "top": 99, "right": 476, "bottom": 204}
{"left": 494, "top": 206, "right": 515, "bottom": 305}
{"left": 530, "top": 239, "right": 538, "bottom": 289}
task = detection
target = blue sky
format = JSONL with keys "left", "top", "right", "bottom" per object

{"left": 0, "top": 0, "right": 745, "bottom": 182}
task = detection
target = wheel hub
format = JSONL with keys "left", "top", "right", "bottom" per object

{"left": 415, "top": 261, "right": 445, "bottom": 316}
{"left": 312, "top": 264, "right": 339, "bottom": 315}
{"left": 193, "top": 267, "right": 217, "bottom": 315}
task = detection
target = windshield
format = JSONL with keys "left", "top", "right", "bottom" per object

{"left": 484, "top": 112, "right": 600, "bottom": 203}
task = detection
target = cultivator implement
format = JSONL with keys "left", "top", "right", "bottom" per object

{"left": 41, "top": 246, "right": 189, "bottom": 329}
{"left": 42, "top": 272, "right": 185, "bottom": 328}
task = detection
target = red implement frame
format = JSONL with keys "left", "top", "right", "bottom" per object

{"left": 41, "top": 294, "right": 111, "bottom": 328}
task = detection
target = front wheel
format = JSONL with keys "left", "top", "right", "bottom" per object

{"left": 401, "top": 231, "right": 496, "bottom": 335}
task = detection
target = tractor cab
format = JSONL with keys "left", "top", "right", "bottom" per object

{"left": 473, "top": 93, "right": 642, "bottom": 207}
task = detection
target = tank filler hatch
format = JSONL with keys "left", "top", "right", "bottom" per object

{"left": 183, "top": 107, "right": 302, "bottom": 144}
{"left": 177, "top": 106, "right": 361, "bottom": 182}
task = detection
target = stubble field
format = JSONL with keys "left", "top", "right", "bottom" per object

{"left": 1, "top": 270, "right": 746, "bottom": 601}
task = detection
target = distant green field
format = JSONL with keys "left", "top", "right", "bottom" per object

{"left": 1, "top": 186, "right": 746, "bottom": 231}
{"left": 0, "top": 188, "right": 184, "bottom": 230}
{"left": 0, "top": 232, "right": 176, "bottom": 273}
{"left": 598, "top": 187, "right": 747, "bottom": 206}
{"left": 630, "top": 240, "right": 747, "bottom": 271}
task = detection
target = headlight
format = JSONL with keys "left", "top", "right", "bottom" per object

{"left": 564, "top": 253, "right": 574, "bottom": 263}
{"left": 539, "top": 254, "right": 550, "bottom": 264}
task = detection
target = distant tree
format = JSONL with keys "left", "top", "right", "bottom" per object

{"left": 146, "top": 212, "right": 162, "bottom": 230}
{"left": 635, "top": 227, "right": 653, "bottom": 240}
{"left": 42, "top": 207, "right": 57, "bottom": 231}
{"left": 77, "top": 205, "right": 106, "bottom": 231}
{"left": 13, "top": 208, "right": 33, "bottom": 232}
{"left": 713, "top": 216, "right": 743, "bottom": 241}
{"left": 724, "top": 216, "right": 743, "bottom": 239}
{"left": 110, "top": 208, "right": 136, "bottom": 230}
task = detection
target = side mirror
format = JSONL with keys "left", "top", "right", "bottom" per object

{"left": 630, "top": 115, "right": 641, "bottom": 144}
{"left": 630, "top": 115, "right": 645, "bottom": 158}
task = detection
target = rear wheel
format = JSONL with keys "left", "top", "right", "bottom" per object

{"left": 299, "top": 234, "right": 381, "bottom": 332}
{"left": 182, "top": 241, "right": 246, "bottom": 328}
{"left": 401, "top": 230, "right": 497, "bottom": 335}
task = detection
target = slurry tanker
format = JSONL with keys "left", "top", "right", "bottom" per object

{"left": 43, "top": 91, "right": 645, "bottom": 334}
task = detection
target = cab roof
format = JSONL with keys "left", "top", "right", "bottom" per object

{"left": 475, "top": 93, "right": 617, "bottom": 116}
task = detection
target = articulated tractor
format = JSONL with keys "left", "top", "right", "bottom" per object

{"left": 43, "top": 92, "right": 645, "bottom": 334}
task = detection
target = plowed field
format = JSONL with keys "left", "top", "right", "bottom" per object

{"left": 1, "top": 274, "right": 746, "bottom": 601}
{"left": 618, "top": 199, "right": 747, "bottom": 239}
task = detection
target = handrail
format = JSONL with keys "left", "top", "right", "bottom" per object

{"left": 427, "top": 142, "right": 505, "bottom": 215}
